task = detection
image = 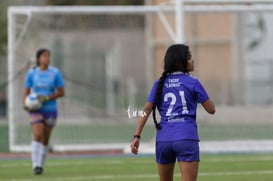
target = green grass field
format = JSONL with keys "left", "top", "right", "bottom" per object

{"left": 1, "top": 154, "right": 273, "bottom": 181}
{"left": 2, "top": 118, "right": 273, "bottom": 180}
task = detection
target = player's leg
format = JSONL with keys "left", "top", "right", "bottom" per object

{"left": 157, "top": 163, "right": 175, "bottom": 181}
{"left": 174, "top": 140, "right": 200, "bottom": 181}
{"left": 32, "top": 123, "right": 45, "bottom": 142}
{"left": 178, "top": 161, "right": 199, "bottom": 181}
{"left": 42, "top": 112, "right": 57, "bottom": 146}
{"left": 156, "top": 141, "right": 176, "bottom": 181}
{"left": 31, "top": 122, "right": 45, "bottom": 174}
{"left": 30, "top": 112, "right": 45, "bottom": 142}
{"left": 32, "top": 123, "right": 53, "bottom": 175}
{"left": 42, "top": 125, "right": 52, "bottom": 145}
{"left": 40, "top": 112, "right": 57, "bottom": 168}
{"left": 40, "top": 125, "right": 53, "bottom": 167}
{"left": 30, "top": 112, "right": 45, "bottom": 172}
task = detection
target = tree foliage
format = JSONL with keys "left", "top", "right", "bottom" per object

{"left": 0, "top": 2, "right": 7, "bottom": 55}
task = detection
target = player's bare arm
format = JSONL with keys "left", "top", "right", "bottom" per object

{"left": 131, "top": 102, "right": 153, "bottom": 154}
{"left": 48, "top": 87, "right": 64, "bottom": 100}
{"left": 201, "top": 99, "right": 215, "bottom": 114}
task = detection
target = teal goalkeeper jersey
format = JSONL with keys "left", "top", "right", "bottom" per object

{"left": 25, "top": 66, "right": 64, "bottom": 112}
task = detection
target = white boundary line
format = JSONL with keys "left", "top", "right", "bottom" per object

{"left": 133, "top": 140, "right": 273, "bottom": 154}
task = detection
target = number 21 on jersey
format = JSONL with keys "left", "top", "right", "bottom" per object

{"left": 164, "top": 91, "right": 189, "bottom": 116}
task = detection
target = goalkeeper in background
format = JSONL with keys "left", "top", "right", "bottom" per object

{"left": 23, "top": 48, "right": 64, "bottom": 175}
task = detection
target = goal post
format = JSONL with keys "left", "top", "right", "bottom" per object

{"left": 7, "top": 5, "right": 180, "bottom": 152}
{"left": 8, "top": 1, "right": 273, "bottom": 153}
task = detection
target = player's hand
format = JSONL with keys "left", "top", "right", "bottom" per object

{"left": 131, "top": 138, "right": 140, "bottom": 154}
{"left": 37, "top": 95, "right": 50, "bottom": 103}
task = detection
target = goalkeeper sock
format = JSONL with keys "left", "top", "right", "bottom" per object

{"left": 37, "top": 143, "right": 47, "bottom": 168}
{"left": 41, "top": 145, "right": 49, "bottom": 167}
{"left": 31, "top": 141, "right": 40, "bottom": 168}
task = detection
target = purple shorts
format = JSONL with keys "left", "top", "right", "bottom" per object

{"left": 29, "top": 111, "right": 57, "bottom": 128}
{"left": 156, "top": 140, "right": 200, "bottom": 164}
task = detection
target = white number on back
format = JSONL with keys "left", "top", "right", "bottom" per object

{"left": 164, "top": 92, "right": 176, "bottom": 116}
{"left": 163, "top": 91, "right": 189, "bottom": 116}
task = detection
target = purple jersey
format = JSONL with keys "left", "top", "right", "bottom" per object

{"left": 147, "top": 72, "right": 209, "bottom": 141}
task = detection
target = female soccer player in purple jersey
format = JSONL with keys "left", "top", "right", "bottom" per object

{"left": 131, "top": 44, "right": 215, "bottom": 181}
{"left": 23, "top": 49, "right": 64, "bottom": 175}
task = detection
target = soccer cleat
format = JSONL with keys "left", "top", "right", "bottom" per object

{"left": 33, "top": 167, "right": 43, "bottom": 175}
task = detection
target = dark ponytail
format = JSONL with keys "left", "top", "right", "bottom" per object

{"left": 36, "top": 48, "right": 50, "bottom": 67}
{"left": 152, "top": 71, "right": 168, "bottom": 129}
{"left": 152, "top": 44, "right": 189, "bottom": 130}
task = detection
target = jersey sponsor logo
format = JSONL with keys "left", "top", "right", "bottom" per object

{"left": 167, "top": 117, "right": 185, "bottom": 122}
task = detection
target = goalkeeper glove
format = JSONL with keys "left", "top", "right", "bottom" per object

{"left": 23, "top": 105, "right": 30, "bottom": 112}
{"left": 23, "top": 105, "right": 37, "bottom": 112}
{"left": 37, "top": 95, "right": 50, "bottom": 103}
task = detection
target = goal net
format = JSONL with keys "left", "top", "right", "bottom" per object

{"left": 8, "top": 6, "right": 160, "bottom": 152}
{"left": 8, "top": 2, "right": 273, "bottom": 153}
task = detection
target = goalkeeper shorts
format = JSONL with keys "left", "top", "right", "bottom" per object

{"left": 29, "top": 111, "right": 57, "bottom": 128}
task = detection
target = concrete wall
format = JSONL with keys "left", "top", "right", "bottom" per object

{"left": 149, "top": 0, "right": 235, "bottom": 105}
